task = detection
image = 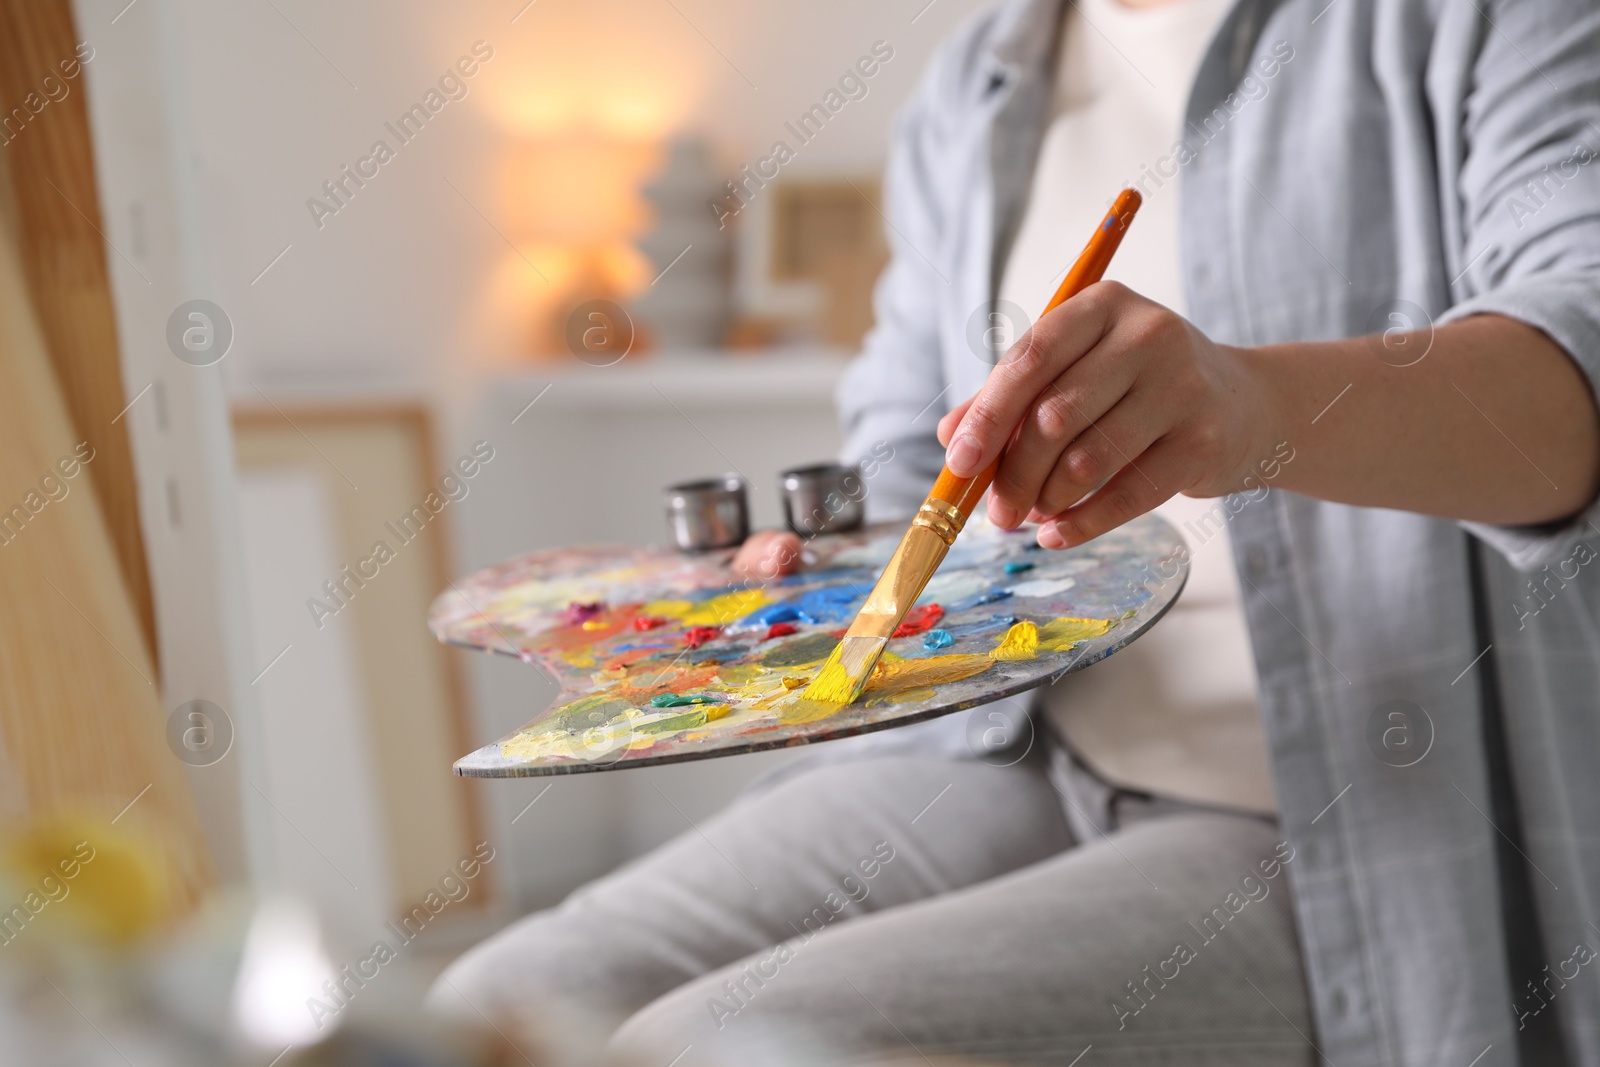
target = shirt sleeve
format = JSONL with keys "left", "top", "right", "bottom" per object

{"left": 1439, "top": 0, "right": 1600, "bottom": 570}
{"left": 836, "top": 39, "right": 965, "bottom": 523}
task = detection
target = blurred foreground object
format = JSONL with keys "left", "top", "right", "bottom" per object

{"left": 0, "top": 83, "right": 212, "bottom": 916}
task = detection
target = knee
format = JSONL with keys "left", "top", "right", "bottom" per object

{"left": 610, "top": 946, "right": 834, "bottom": 1061}
{"left": 609, "top": 987, "right": 707, "bottom": 1062}
{"left": 609, "top": 979, "right": 778, "bottom": 1062}
{"left": 425, "top": 916, "right": 534, "bottom": 1025}
{"left": 425, "top": 906, "right": 604, "bottom": 1025}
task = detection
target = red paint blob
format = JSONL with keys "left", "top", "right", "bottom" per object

{"left": 892, "top": 603, "right": 945, "bottom": 638}
{"left": 632, "top": 615, "right": 670, "bottom": 631}
{"left": 684, "top": 625, "right": 723, "bottom": 648}
{"left": 763, "top": 623, "right": 799, "bottom": 640}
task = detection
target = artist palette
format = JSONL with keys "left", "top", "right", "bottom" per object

{"left": 430, "top": 514, "right": 1186, "bottom": 776}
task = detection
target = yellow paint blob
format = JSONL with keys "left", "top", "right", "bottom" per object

{"left": 990, "top": 621, "right": 1040, "bottom": 661}
{"left": 561, "top": 647, "right": 598, "bottom": 668}
{"left": 988, "top": 617, "right": 1114, "bottom": 661}
{"left": 641, "top": 589, "right": 771, "bottom": 626}
{"left": 780, "top": 696, "right": 854, "bottom": 724}
{"left": 717, "top": 663, "right": 765, "bottom": 686}
{"left": 866, "top": 654, "right": 994, "bottom": 693}
{"left": 1039, "top": 616, "right": 1114, "bottom": 650}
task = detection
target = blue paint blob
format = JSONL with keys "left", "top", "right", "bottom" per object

{"left": 922, "top": 629, "right": 955, "bottom": 651}
{"left": 738, "top": 584, "right": 864, "bottom": 627}
{"left": 1003, "top": 561, "right": 1035, "bottom": 574}
{"left": 608, "top": 640, "right": 678, "bottom": 654}
{"left": 743, "top": 603, "right": 801, "bottom": 626}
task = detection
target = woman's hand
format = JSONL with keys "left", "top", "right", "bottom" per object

{"left": 730, "top": 529, "right": 803, "bottom": 580}
{"left": 938, "top": 282, "right": 1277, "bottom": 549}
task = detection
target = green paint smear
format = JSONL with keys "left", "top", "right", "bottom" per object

{"left": 760, "top": 632, "right": 840, "bottom": 668}
{"left": 546, "top": 694, "right": 632, "bottom": 733}
{"left": 650, "top": 692, "right": 725, "bottom": 708}
{"left": 636, "top": 709, "right": 709, "bottom": 734}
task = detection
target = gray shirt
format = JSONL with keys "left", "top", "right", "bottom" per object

{"left": 836, "top": 1, "right": 1600, "bottom": 1063}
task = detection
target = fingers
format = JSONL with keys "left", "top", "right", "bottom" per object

{"left": 1035, "top": 438, "right": 1187, "bottom": 550}
{"left": 1029, "top": 389, "right": 1167, "bottom": 519}
{"left": 985, "top": 347, "right": 1142, "bottom": 527}
{"left": 730, "top": 530, "right": 803, "bottom": 579}
{"left": 937, "top": 397, "right": 974, "bottom": 448}
{"left": 945, "top": 284, "right": 1120, "bottom": 477}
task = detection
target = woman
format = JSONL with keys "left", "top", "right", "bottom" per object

{"left": 435, "top": 1, "right": 1600, "bottom": 1063}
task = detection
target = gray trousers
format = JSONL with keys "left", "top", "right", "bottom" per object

{"left": 430, "top": 747, "right": 1315, "bottom": 1065}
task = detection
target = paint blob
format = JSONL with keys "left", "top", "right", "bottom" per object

{"left": 561, "top": 601, "right": 604, "bottom": 625}
{"left": 684, "top": 625, "right": 722, "bottom": 648}
{"left": 649, "top": 692, "right": 725, "bottom": 707}
{"left": 990, "top": 620, "right": 1040, "bottom": 661}
{"left": 892, "top": 603, "right": 945, "bottom": 638}
{"left": 1009, "top": 577, "right": 1077, "bottom": 599}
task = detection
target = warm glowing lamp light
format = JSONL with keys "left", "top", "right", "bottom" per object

{"left": 503, "top": 133, "right": 659, "bottom": 356}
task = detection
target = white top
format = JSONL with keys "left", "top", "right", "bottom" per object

{"left": 997, "top": 0, "right": 1278, "bottom": 814}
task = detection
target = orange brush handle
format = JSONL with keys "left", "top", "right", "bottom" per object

{"left": 928, "top": 188, "right": 1143, "bottom": 520}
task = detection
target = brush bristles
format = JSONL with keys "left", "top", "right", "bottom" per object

{"left": 804, "top": 636, "right": 888, "bottom": 704}
{"left": 802, "top": 522, "right": 952, "bottom": 705}
{"left": 805, "top": 646, "right": 860, "bottom": 704}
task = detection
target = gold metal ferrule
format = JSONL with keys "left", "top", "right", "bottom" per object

{"left": 911, "top": 498, "right": 966, "bottom": 546}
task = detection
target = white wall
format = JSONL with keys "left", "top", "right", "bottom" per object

{"left": 163, "top": 0, "right": 992, "bottom": 387}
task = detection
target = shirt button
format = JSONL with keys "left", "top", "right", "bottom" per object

{"left": 1245, "top": 544, "right": 1269, "bottom": 579}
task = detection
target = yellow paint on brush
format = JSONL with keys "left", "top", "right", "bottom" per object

{"left": 791, "top": 652, "right": 996, "bottom": 719}
{"left": 990, "top": 621, "right": 1040, "bottom": 661}
{"left": 803, "top": 645, "right": 857, "bottom": 704}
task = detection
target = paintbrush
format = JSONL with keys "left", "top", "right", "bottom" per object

{"left": 805, "top": 188, "right": 1143, "bottom": 705}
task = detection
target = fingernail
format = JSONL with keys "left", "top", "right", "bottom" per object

{"left": 947, "top": 436, "right": 980, "bottom": 475}
{"left": 991, "top": 501, "right": 1018, "bottom": 529}
{"left": 1038, "top": 523, "right": 1066, "bottom": 549}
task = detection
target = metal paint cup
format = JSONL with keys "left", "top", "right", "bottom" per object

{"left": 781, "top": 463, "right": 866, "bottom": 538}
{"left": 665, "top": 474, "right": 750, "bottom": 551}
